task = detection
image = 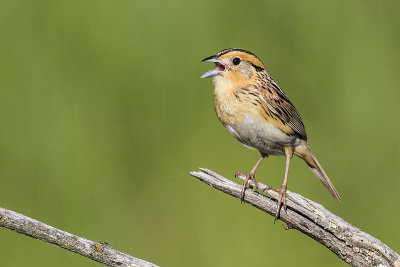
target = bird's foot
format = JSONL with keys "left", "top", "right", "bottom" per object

{"left": 273, "top": 184, "right": 287, "bottom": 223}
{"left": 235, "top": 171, "right": 259, "bottom": 203}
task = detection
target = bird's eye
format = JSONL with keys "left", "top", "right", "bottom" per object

{"left": 232, "top": 57, "right": 241, "bottom": 65}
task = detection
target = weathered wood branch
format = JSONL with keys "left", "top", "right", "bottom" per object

{"left": 0, "top": 207, "right": 159, "bottom": 267}
{"left": 190, "top": 168, "right": 399, "bottom": 267}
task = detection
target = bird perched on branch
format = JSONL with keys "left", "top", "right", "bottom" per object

{"left": 201, "top": 48, "right": 341, "bottom": 221}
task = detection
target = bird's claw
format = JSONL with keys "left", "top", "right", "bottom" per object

{"left": 274, "top": 184, "right": 287, "bottom": 223}
{"left": 235, "top": 172, "right": 259, "bottom": 203}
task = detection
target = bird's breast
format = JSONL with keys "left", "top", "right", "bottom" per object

{"left": 212, "top": 78, "right": 299, "bottom": 156}
{"left": 213, "top": 77, "right": 242, "bottom": 126}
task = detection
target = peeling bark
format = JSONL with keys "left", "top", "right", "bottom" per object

{"left": 190, "top": 168, "right": 399, "bottom": 267}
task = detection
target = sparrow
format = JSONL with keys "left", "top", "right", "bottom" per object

{"left": 200, "top": 48, "right": 341, "bottom": 221}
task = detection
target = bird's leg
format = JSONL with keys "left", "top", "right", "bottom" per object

{"left": 274, "top": 146, "right": 293, "bottom": 223}
{"left": 235, "top": 155, "right": 265, "bottom": 203}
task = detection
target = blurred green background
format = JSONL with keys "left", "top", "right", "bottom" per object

{"left": 0, "top": 1, "right": 399, "bottom": 266}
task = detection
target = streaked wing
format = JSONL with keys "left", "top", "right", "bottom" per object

{"left": 259, "top": 78, "right": 307, "bottom": 140}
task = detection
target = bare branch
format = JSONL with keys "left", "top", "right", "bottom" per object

{"left": 190, "top": 168, "right": 400, "bottom": 267}
{"left": 0, "top": 207, "right": 159, "bottom": 267}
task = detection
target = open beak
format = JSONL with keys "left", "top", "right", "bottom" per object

{"left": 200, "top": 56, "right": 226, "bottom": 78}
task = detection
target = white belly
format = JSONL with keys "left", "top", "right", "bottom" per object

{"left": 226, "top": 114, "right": 299, "bottom": 156}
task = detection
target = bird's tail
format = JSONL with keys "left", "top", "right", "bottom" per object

{"left": 294, "top": 140, "right": 342, "bottom": 202}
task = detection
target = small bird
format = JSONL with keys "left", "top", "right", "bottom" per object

{"left": 201, "top": 48, "right": 341, "bottom": 221}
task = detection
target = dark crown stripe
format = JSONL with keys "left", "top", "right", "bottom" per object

{"left": 216, "top": 48, "right": 257, "bottom": 58}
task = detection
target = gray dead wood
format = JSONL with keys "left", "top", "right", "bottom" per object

{"left": 190, "top": 168, "right": 399, "bottom": 267}
{"left": 0, "top": 207, "right": 159, "bottom": 267}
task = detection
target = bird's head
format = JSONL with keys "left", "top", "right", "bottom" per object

{"left": 201, "top": 48, "right": 266, "bottom": 84}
